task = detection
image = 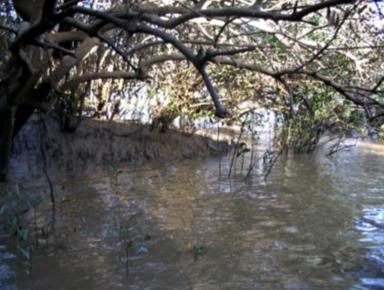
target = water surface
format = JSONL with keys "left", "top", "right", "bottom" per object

{"left": 1, "top": 143, "right": 384, "bottom": 289}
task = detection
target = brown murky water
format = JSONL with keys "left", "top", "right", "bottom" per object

{"left": 1, "top": 142, "right": 384, "bottom": 290}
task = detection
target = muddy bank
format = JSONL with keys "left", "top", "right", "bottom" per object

{"left": 8, "top": 114, "right": 231, "bottom": 178}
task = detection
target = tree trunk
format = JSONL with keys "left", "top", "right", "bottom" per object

{"left": 0, "top": 106, "right": 16, "bottom": 181}
{"left": 14, "top": 105, "right": 35, "bottom": 136}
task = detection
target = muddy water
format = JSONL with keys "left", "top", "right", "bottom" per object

{"left": 1, "top": 143, "right": 384, "bottom": 290}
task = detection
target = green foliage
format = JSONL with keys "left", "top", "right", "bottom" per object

{"left": 130, "top": 243, "right": 149, "bottom": 255}
{"left": 1, "top": 185, "right": 43, "bottom": 232}
{"left": 236, "top": 142, "right": 251, "bottom": 157}
{"left": 271, "top": 78, "right": 372, "bottom": 152}
{"left": 0, "top": 185, "right": 43, "bottom": 273}
{"left": 262, "top": 149, "right": 274, "bottom": 166}
{"left": 192, "top": 244, "right": 208, "bottom": 260}
{"left": 115, "top": 214, "right": 150, "bottom": 275}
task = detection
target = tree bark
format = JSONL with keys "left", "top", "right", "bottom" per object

{"left": 0, "top": 106, "right": 16, "bottom": 181}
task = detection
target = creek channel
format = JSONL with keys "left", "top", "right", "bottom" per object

{"left": 1, "top": 141, "right": 384, "bottom": 289}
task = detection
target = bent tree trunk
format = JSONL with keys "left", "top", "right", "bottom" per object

{"left": 0, "top": 106, "right": 16, "bottom": 181}
{"left": 0, "top": 103, "right": 43, "bottom": 182}
{"left": 0, "top": 35, "right": 100, "bottom": 181}
{"left": 0, "top": 0, "right": 101, "bottom": 181}
{"left": 0, "top": 136, "right": 5, "bottom": 181}
{"left": 0, "top": 57, "right": 35, "bottom": 182}
{"left": 0, "top": 104, "right": 39, "bottom": 181}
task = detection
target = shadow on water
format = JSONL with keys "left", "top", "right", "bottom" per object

{"left": 1, "top": 142, "right": 384, "bottom": 289}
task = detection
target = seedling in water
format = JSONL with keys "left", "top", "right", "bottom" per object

{"left": 193, "top": 244, "right": 208, "bottom": 261}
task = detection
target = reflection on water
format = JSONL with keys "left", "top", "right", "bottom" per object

{"left": 1, "top": 143, "right": 384, "bottom": 289}
{"left": 0, "top": 244, "right": 16, "bottom": 290}
{"left": 356, "top": 207, "right": 384, "bottom": 289}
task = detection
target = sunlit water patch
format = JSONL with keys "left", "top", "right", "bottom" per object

{"left": 355, "top": 207, "right": 384, "bottom": 289}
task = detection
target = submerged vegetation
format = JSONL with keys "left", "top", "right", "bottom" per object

{"left": 0, "top": 185, "right": 44, "bottom": 274}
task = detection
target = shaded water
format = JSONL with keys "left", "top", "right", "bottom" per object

{"left": 1, "top": 143, "right": 384, "bottom": 289}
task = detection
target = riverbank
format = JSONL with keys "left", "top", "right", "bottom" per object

{"left": 8, "top": 114, "right": 232, "bottom": 179}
